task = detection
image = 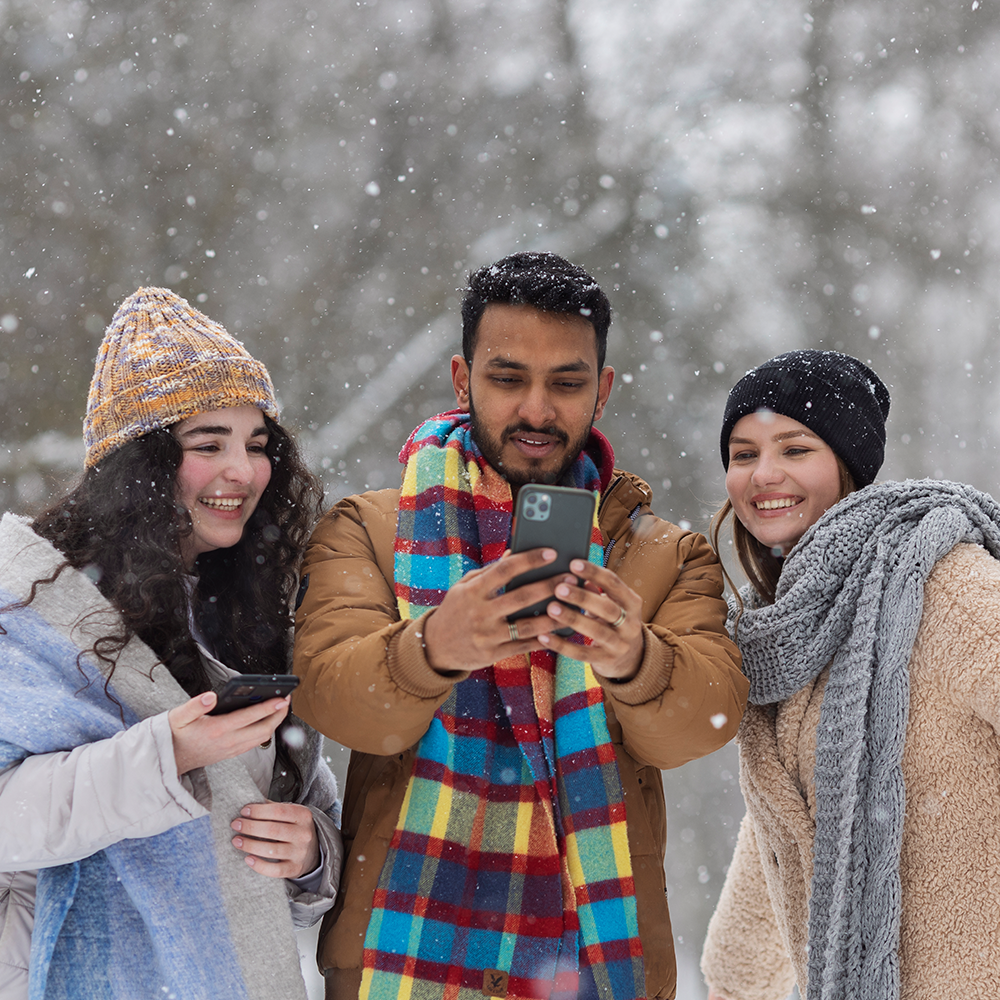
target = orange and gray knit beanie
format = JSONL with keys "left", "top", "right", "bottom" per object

{"left": 84, "top": 287, "right": 278, "bottom": 467}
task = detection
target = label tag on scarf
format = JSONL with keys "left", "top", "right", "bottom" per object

{"left": 482, "top": 969, "right": 509, "bottom": 997}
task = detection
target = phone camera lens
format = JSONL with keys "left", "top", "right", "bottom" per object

{"left": 539, "top": 502, "right": 549, "bottom": 512}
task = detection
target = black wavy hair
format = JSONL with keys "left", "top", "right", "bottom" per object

{"left": 27, "top": 414, "right": 323, "bottom": 797}
{"left": 461, "top": 251, "right": 612, "bottom": 369}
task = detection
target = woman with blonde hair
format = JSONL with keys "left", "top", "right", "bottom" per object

{"left": 702, "top": 350, "right": 1000, "bottom": 1000}
{"left": 0, "top": 288, "right": 342, "bottom": 1000}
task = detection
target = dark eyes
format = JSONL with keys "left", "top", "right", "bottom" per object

{"left": 190, "top": 440, "right": 268, "bottom": 453}
{"left": 488, "top": 376, "right": 584, "bottom": 389}
{"left": 730, "top": 446, "right": 812, "bottom": 462}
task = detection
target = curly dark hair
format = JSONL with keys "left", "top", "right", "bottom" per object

{"left": 27, "top": 413, "right": 323, "bottom": 797}
{"left": 461, "top": 251, "right": 612, "bottom": 369}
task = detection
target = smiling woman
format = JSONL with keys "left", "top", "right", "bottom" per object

{"left": 711, "top": 352, "right": 873, "bottom": 601}
{"left": 724, "top": 412, "right": 845, "bottom": 557}
{"left": 0, "top": 288, "right": 342, "bottom": 1000}
{"left": 703, "top": 350, "right": 1000, "bottom": 1000}
{"left": 173, "top": 406, "right": 274, "bottom": 568}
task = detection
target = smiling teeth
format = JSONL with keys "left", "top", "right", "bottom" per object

{"left": 756, "top": 498, "right": 797, "bottom": 510}
{"left": 199, "top": 497, "right": 243, "bottom": 509}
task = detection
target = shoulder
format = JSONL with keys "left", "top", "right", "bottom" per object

{"left": 913, "top": 543, "right": 1000, "bottom": 687}
{"left": 599, "top": 469, "right": 723, "bottom": 611}
{"left": 919, "top": 542, "right": 1000, "bottom": 635}
{"left": 926, "top": 541, "right": 1000, "bottom": 593}
{"left": 301, "top": 489, "right": 400, "bottom": 585}
{"left": 307, "top": 489, "right": 400, "bottom": 548}
{"left": 600, "top": 468, "right": 652, "bottom": 528}
{"left": 600, "top": 468, "right": 716, "bottom": 562}
{"left": 0, "top": 513, "right": 53, "bottom": 577}
{"left": 0, "top": 513, "right": 61, "bottom": 596}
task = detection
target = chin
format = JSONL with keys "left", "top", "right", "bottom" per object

{"left": 503, "top": 455, "right": 571, "bottom": 488}
{"left": 506, "top": 466, "right": 562, "bottom": 489}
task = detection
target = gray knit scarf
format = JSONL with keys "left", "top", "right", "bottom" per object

{"left": 733, "top": 479, "right": 1000, "bottom": 1000}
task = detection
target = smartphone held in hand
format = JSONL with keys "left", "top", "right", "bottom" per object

{"left": 506, "top": 484, "right": 598, "bottom": 636}
{"left": 209, "top": 674, "right": 300, "bottom": 715}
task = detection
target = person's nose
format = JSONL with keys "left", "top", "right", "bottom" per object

{"left": 517, "top": 384, "right": 556, "bottom": 428}
{"left": 750, "top": 452, "right": 783, "bottom": 487}
{"left": 222, "top": 448, "right": 255, "bottom": 485}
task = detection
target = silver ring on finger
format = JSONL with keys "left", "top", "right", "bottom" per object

{"left": 609, "top": 605, "right": 627, "bottom": 629}
{"left": 508, "top": 620, "right": 519, "bottom": 642}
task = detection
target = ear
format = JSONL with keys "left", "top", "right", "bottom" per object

{"left": 592, "top": 367, "right": 614, "bottom": 421}
{"left": 451, "top": 355, "right": 471, "bottom": 412}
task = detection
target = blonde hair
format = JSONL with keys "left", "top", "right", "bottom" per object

{"left": 711, "top": 456, "right": 856, "bottom": 606}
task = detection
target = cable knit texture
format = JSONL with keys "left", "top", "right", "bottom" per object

{"left": 84, "top": 287, "right": 278, "bottom": 466}
{"left": 707, "top": 480, "right": 1000, "bottom": 1000}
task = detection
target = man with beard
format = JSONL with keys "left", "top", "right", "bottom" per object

{"left": 292, "top": 251, "right": 747, "bottom": 1000}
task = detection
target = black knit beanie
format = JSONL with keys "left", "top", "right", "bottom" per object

{"left": 720, "top": 350, "right": 891, "bottom": 488}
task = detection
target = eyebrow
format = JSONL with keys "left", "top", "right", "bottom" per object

{"left": 481, "top": 357, "right": 593, "bottom": 373}
{"left": 179, "top": 424, "right": 269, "bottom": 438}
{"left": 729, "top": 429, "right": 819, "bottom": 446}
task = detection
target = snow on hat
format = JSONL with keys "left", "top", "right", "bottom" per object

{"left": 720, "top": 350, "right": 891, "bottom": 488}
{"left": 84, "top": 287, "right": 278, "bottom": 467}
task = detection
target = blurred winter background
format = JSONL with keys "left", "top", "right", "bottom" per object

{"left": 3, "top": 0, "right": 999, "bottom": 995}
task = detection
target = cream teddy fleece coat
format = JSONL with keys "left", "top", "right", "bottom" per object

{"left": 701, "top": 543, "right": 1000, "bottom": 1000}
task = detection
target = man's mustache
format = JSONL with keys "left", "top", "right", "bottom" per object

{"left": 501, "top": 424, "right": 569, "bottom": 444}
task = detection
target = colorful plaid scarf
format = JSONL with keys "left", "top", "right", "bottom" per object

{"left": 360, "top": 411, "right": 645, "bottom": 1000}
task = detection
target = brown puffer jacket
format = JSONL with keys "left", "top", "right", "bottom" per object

{"left": 293, "top": 469, "right": 748, "bottom": 1000}
{"left": 701, "top": 543, "right": 1000, "bottom": 1000}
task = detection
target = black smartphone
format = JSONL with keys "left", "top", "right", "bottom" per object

{"left": 208, "top": 674, "right": 300, "bottom": 715}
{"left": 506, "top": 485, "right": 598, "bottom": 636}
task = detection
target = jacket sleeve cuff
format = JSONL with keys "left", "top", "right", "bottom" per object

{"left": 285, "top": 804, "right": 344, "bottom": 928}
{"left": 153, "top": 712, "right": 213, "bottom": 812}
{"left": 598, "top": 624, "right": 675, "bottom": 706}
{"left": 386, "top": 612, "right": 470, "bottom": 699}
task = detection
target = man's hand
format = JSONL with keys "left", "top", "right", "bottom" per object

{"left": 536, "top": 558, "right": 645, "bottom": 681}
{"left": 422, "top": 547, "right": 567, "bottom": 672}
{"left": 230, "top": 800, "right": 321, "bottom": 879}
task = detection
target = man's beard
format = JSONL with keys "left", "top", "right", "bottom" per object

{"left": 468, "top": 397, "right": 595, "bottom": 490}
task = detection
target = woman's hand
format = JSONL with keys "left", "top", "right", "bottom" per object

{"left": 230, "top": 800, "right": 321, "bottom": 878}
{"left": 168, "top": 691, "right": 290, "bottom": 776}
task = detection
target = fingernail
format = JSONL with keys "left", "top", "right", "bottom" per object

{"left": 542, "top": 548, "right": 557, "bottom": 561}
{"left": 232, "top": 837, "right": 243, "bottom": 848}
{"left": 201, "top": 693, "right": 214, "bottom": 705}
{"left": 555, "top": 585, "right": 570, "bottom": 598}
{"left": 548, "top": 603, "right": 562, "bottom": 616}
{"left": 539, "top": 634, "right": 551, "bottom": 645}
{"left": 241, "top": 807, "right": 251, "bottom": 817}
{"left": 231, "top": 820, "right": 242, "bottom": 831}
{"left": 570, "top": 559, "right": 585, "bottom": 572}
{"left": 245, "top": 856, "right": 256, "bottom": 866}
